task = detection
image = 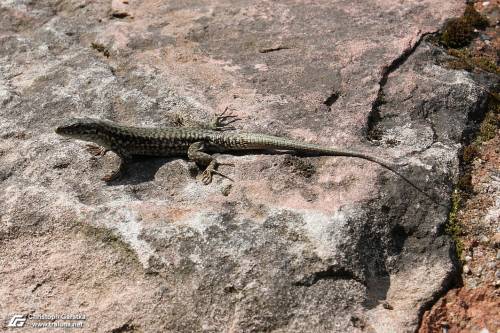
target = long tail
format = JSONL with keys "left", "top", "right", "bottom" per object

{"left": 230, "top": 132, "right": 446, "bottom": 207}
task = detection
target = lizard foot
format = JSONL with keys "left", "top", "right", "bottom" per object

{"left": 86, "top": 144, "right": 108, "bottom": 157}
{"left": 171, "top": 113, "right": 185, "bottom": 127}
{"left": 199, "top": 160, "right": 235, "bottom": 184}
{"left": 101, "top": 154, "right": 130, "bottom": 183}
{"left": 101, "top": 169, "right": 121, "bottom": 182}
{"left": 210, "top": 106, "right": 241, "bottom": 131}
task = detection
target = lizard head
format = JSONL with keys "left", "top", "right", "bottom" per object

{"left": 55, "top": 117, "right": 103, "bottom": 141}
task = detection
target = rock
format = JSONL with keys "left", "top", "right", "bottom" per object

{"left": 1, "top": 0, "right": 497, "bottom": 332}
{"left": 492, "top": 233, "right": 500, "bottom": 248}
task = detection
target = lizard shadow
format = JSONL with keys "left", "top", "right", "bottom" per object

{"left": 105, "top": 151, "right": 300, "bottom": 186}
{"left": 104, "top": 149, "right": 382, "bottom": 186}
{"left": 105, "top": 157, "right": 181, "bottom": 186}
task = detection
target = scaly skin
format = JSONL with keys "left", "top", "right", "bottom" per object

{"left": 55, "top": 112, "right": 444, "bottom": 206}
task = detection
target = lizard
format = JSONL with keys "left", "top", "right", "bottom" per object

{"left": 55, "top": 109, "right": 443, "bottom": 206}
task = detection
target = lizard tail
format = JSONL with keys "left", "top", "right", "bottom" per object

{"left": 234, "top": 132, "right": 446, "bottom": 207}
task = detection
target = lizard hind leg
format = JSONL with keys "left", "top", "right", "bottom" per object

{"left": 200, "top": 160, "right": 235, "bottom": 184}
{"left": 188, "top": 142, "right": 234, "bottom": 184}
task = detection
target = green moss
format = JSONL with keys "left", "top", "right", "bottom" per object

{"left": 440, "top": 18, "right": 474, "bottom": 48}
{"left": 479, "top": 113, "right": 497, "bottom": 142}
{"left": 462, "top": 144, "right": 479, "bottom": 163}
{"left": 439, "top": 4, "right": 489, "bottom": 49}
{"left": 445, "top": 49, "right": 500, "bottom": 75}
{"left": 440, "top": 0, "right": 497, "bottom": 257}
{"left": 79, "top": 223, "right": 140, "bottom": 263}
{"left": 445, "top": 190, "right": 464, "bottom": 260}
{"left": 472, "top": 56, "right": 500, "bottom": 74}
{"left": 477, "top": 94, "right": 499, "bottom": 143}
{"left": 446, "top": 92, "right": 499, "bottom": 262}
{"left": 446, "top": 59, "right": 474, "bottom": 71}
{"left": 457, "top": 173, "right": 473, "bottom": 193}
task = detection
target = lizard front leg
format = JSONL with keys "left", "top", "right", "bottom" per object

{"left": 102, "top": 150, "right": 132, "bottom": 182}
{"left": 86, "top": 144, "right": 108, "bottom": 156}
{"left": 187, "top": 142, "right": 234, "bottom": 184}
{"left": 84, "top": 143, "right": 122, "bottom": 181}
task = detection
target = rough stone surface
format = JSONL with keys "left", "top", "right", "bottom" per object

{"left": 0, "top": 0, "right": 494, "bottom": 332}
{"left": 419, "top": 136, "right": 500, "bottom": 333}
{"left": 419, "top": 2, "right": 499, "bottom": 331}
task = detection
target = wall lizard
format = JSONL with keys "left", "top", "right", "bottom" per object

{"left": 55, "top": 110, "right": 444, "bottom": 206}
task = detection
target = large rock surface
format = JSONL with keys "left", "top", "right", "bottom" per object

{"left": 0, "top": 0, "right": 493, "bottom": 332}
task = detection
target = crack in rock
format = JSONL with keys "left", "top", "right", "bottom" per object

{"left": 258, "top": 46, "right": 291, "bottom": 53}
{"left": 323, "top": 91, "right": 340, "bottom": 109}
{"left": 293, "top": 265, "right": 364, "bottom": 287}
{"left": 366, "top": 32, "right": 435, "bottom": 141}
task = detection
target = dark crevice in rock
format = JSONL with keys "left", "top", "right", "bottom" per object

{"left": 110, "top": 322, "right": 137, "bottom": 333}
{"left": 293, "top": 266, "right": 363, "bottom": 287}
{"left": 363, "top": 275, "right": 391, "bottom": 309}
{"left": 366, "top": 32, "right": 434, "bottom": 141}
{"left": 416, "top": 245, "right": 461, "bottom": 329}
{"left": 430, "top": 120, "right": 438, "bottom": 144}
{"left": 31, "top": 282, "right": 43, "bottom": 293}
{"left": 111, "top": 12, "right": 130, "bottom": 19}
{"left": 390, "top": 224, "right": 408, "bottom": 254}
{"left": 258, "top": 46, "right": 290, "bottom": 53}
{"left": 459, "top": 90, "right": 495, "bottom": 146}
{"left": 323, "top": 91, "right": 340, "bottom": 108}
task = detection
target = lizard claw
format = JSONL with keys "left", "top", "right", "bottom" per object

{"left": 199, "top": 161, "right": 234, "bottom": 184}
{"left": 86, "top": 144, "right": 108, "bottom": 157}
{"left": 211, "top": 106, "right": 241, "bottom": 131}
{"left": 200, "top": 169, "right": 214, "bottom": 185}
{"left": 171, "top": 113, "right": 185, "bottom": 127}
{"left": 102, "top": 170, "right": 120, "bottom": 182}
